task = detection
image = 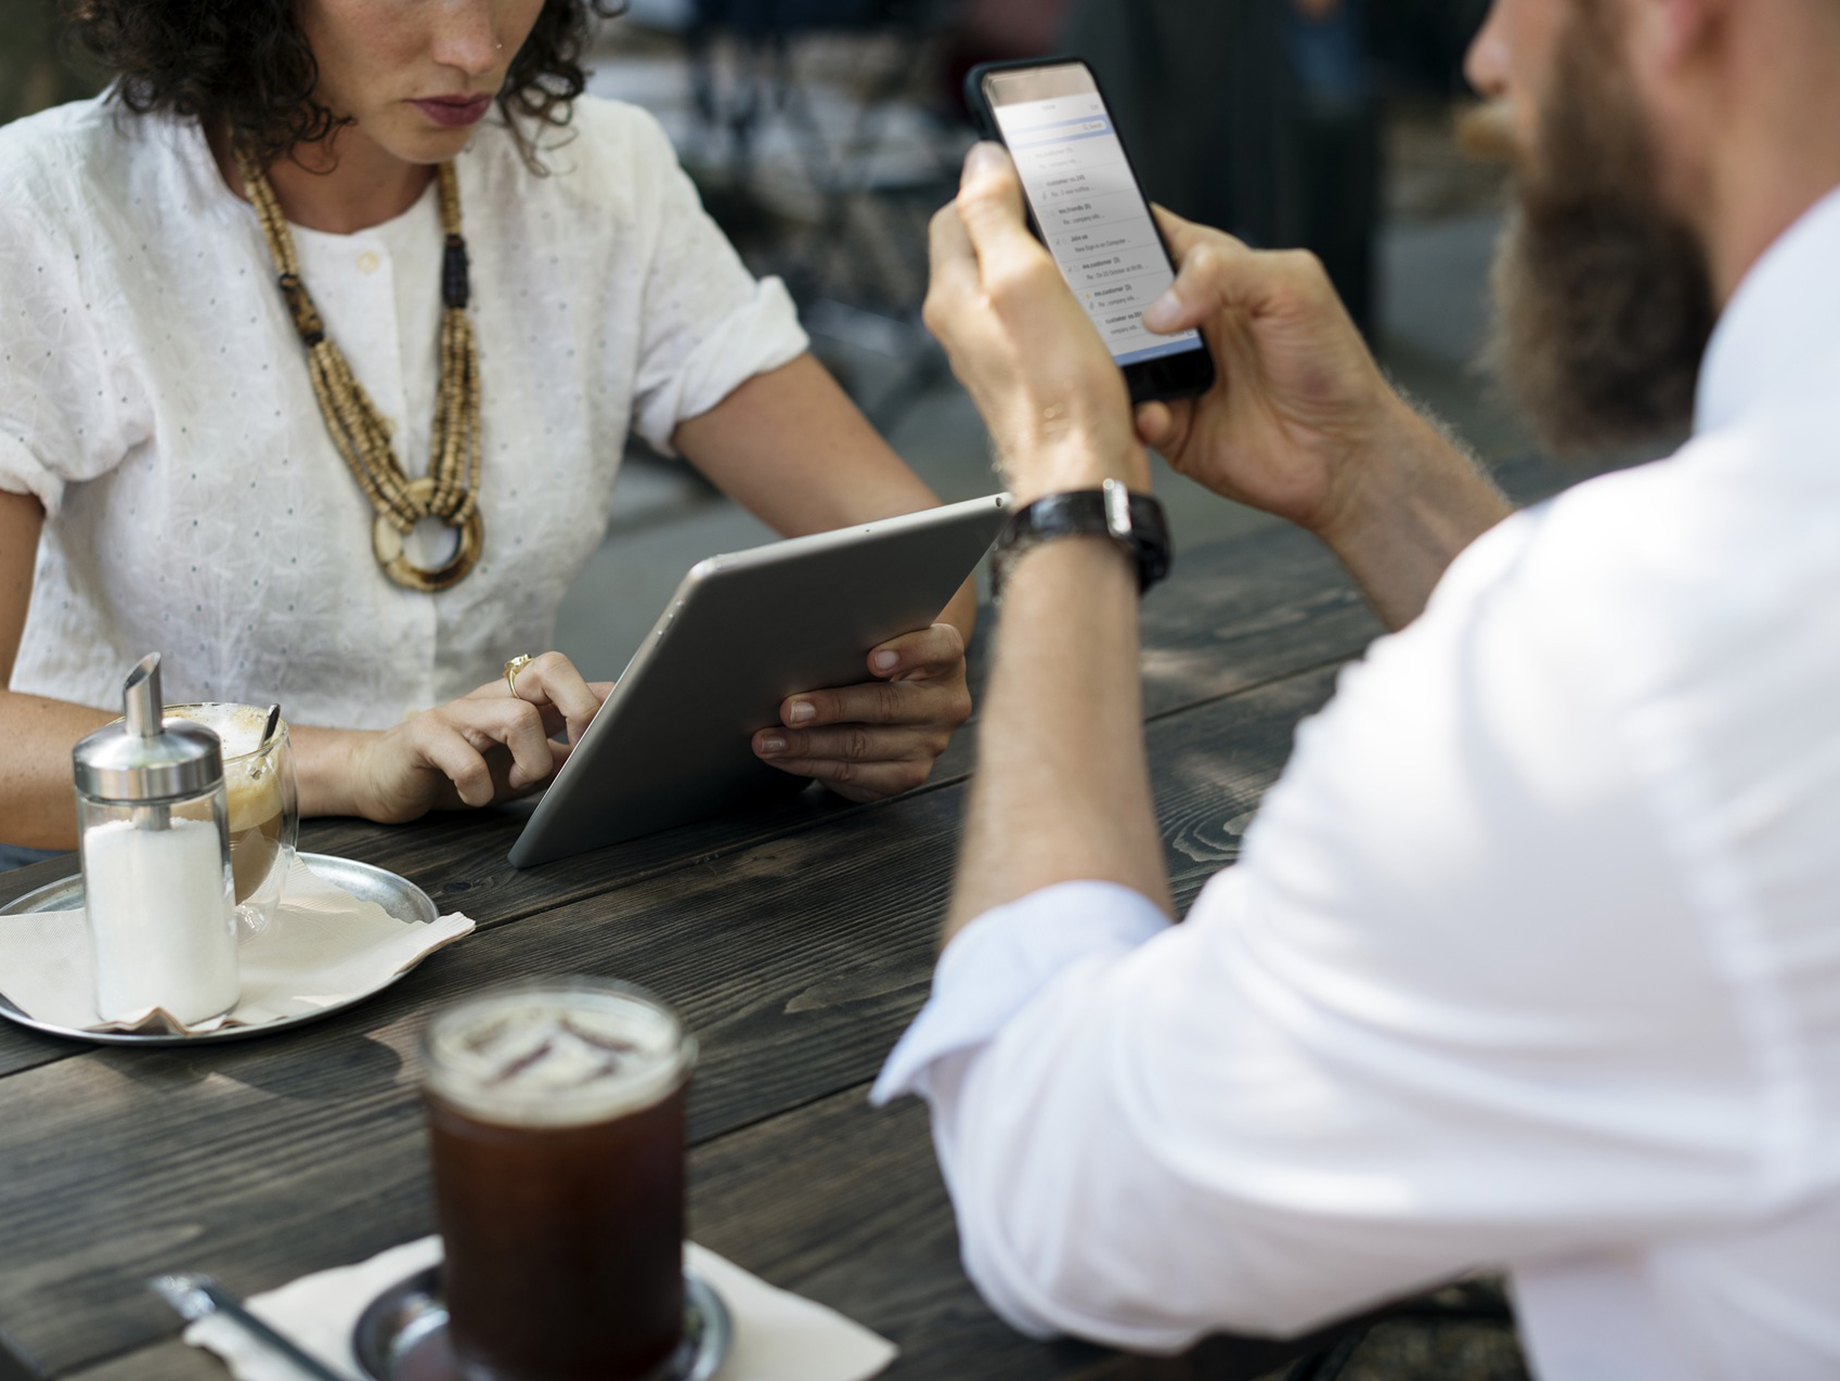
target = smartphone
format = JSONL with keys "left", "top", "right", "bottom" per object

{"left": 965, "top": 57, "right": 1215, "bottom": 403}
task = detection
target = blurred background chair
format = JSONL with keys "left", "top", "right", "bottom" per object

{"left": 666, "top": 0, "right": 969, "bottom": 429}
{"left": 659, "top": 0, "right": 1482, "bottom": 406}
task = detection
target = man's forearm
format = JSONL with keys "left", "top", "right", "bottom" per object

{"left": 945, "top": 536, "right": 1172, "bottom": 943}
{"left": 1318, "top": 400, "right": 1514, "bottom": 630}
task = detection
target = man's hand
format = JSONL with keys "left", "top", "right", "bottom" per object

{"left": 753, "top": 622, "right": 971, "bottom": 802}
{"left": 1133, "top": 208, "right": 1418, "bottom": 541}
{"left": 1135, "top": 208, "right": 1512, "bottom": 627}
{"left": 922, "top": 142, "right": 1505, "bottom": 632}
{"left": 923, "top": 143, "right": 1150, "bottom": 503}
{"left": 337, "top": 651, "right": 610, "bottom": 823}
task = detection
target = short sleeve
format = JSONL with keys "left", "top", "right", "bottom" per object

{"left": 619, "top": 113, "right": 808, "bottom": 453}
{"left": 0, "top": 194, "right": 137, "bottom": 517}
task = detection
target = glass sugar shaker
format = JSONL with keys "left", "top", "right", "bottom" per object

{"left": 71, "top": 653, "right": 241, "bottom": 1027}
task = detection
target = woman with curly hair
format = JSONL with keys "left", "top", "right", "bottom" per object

{"left": 0, "top": 0, "right": 975, "bottom": 861}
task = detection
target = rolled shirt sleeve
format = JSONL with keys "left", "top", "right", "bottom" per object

{"left": 620, "top": 112, "right": 809, "bottom": 453}
{"left": 872, "top": 881, "right": 1172, "bottom": 1108}
{"left": 0, "top": 430, "right": 58, "bottom": 515}
{"left": 0, "top": 195, "right": 142, "bottom": 516}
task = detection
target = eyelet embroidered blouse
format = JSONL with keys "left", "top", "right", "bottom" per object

{"left": 0, "top": 93, "right": 808, "bottom": 728}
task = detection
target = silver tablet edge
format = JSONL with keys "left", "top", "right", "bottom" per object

{"left": 507, "top": 492, "right": 1009, "bottom": 866}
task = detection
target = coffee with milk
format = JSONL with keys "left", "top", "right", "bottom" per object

{"left": 167, "top": 703, "right": 290, "bottom": 906}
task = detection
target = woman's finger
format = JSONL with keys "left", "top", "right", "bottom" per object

{"left": 864, "top": 622, "right": 965, "bottom": 682}
{"left": 478, "top": 698, "right": 561, "bottom": 790}
{"left": 433, "top": 696, "right": 558, "bottom": 793}
{"left": 403, "top": 716, "right": 496, "bottom": 808}
{"left": 753, "top": 750, "right": 935, "bottom": 801}
{"left": 779, "top": 672, "right": 970, "bottom": 733}
{"left": 754, "top": 719, "right": 944, "bottom": 767}
{"left": 505, "top": 651, "right": 603, "bottom": 744}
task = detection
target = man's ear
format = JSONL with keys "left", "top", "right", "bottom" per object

{"left": 1628, "top": 0, "right": 1722, "bottom": 73}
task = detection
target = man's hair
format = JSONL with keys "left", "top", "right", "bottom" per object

{"left": 61, "top": 0, "right": 627, "bottom": 166}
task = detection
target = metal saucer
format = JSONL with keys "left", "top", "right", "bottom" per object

{"left": 0, "top": 853, "right": 438, "bottom": 1045}
{"left": 352, "top": 1265, "right": 731, "bottom": 1381}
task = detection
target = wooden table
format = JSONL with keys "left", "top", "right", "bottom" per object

{"left": 0, "top": 523, "right": 1390, "bottom": 1381}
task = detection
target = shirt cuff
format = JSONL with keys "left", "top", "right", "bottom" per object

{"left": 870, "top": 880, "right": 1170, "bottom": 1106}
{"left": 0, "top": 430, "right": 63, "bottom": 518}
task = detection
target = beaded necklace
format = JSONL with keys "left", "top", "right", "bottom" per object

{"left": 237, "top": 147, "right": 484, "bottom": 592}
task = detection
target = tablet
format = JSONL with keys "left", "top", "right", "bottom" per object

{"left": 508, "top": 493, "right": 1009, "bottom": 866}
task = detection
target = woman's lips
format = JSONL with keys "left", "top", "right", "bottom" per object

{"left": 413, "top": 95, "right": 493, "bottom": 128}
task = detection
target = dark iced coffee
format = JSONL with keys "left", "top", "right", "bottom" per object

{"left": 422, "top": 981, "right": 696, "bottom": 1381}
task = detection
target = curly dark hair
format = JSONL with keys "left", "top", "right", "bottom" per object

{"left": 61, "top": 0, "right": 628, "bottom": 167}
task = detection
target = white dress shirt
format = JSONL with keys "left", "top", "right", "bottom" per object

{"left": 875, "top": 187, "right": 1840, "bottom": 1380}
{"left": 0, "top": 94, "right": 806, "bottom": 726}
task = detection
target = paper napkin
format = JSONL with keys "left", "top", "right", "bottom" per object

{"left": 0, "top": 857, "right": 472, "bottom": 1035}
{"left": 184, "top": 1235, "right": 898, "bottom": 1381}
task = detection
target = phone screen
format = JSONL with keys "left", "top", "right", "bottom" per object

{"left": 981, "top": 62, "right": 1205, "bottom": 371}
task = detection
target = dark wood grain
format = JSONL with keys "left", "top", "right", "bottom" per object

{"left": 61, "top": 1341, "right": 200, "bottom": 1381}
{"left": 60, "top": 1077, "right": 1356, "bottom": 1381}
{"left": 0, "top": 657, "right": 1342, "bottom": 1378}
{"left": 691, "top": 1086, "right": 1116, "bottom": 1381}
{"left": 692, "top": 1084, "right": 1374, "bottom": 1381}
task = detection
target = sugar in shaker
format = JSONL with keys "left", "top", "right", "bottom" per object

{"left": 71, "top": 654, "right": 240, "bottom": 1025}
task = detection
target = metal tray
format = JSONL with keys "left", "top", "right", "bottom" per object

{"left": 0, "top": 853, "right": 437, "bottom": 1047}
{"left": 353, "top": 1265, "right": 731, "bottom": 1381}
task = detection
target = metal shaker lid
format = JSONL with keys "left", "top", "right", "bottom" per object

{"left": 71, "top": 654, "right": 225, "bottom": 803}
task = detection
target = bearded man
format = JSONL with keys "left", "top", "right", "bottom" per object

{"left": 867, "top": 0, "right": 1840, "bottom": 1375}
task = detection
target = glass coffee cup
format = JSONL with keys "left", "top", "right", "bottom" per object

{"left": 162, "top": 704, "right": 297, "bottom": 936}
{"left": 422, "top": 978, "right": 697, "bottom": 1381}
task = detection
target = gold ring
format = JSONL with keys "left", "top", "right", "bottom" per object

{"left": 503, "top": 654, "right": 533, "bottom": 697}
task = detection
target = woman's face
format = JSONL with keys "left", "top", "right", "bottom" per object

{"left": 299, "top": 0, "right": 549, "bottom": 165}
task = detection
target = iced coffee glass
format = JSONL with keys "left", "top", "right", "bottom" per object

{"left": 164, "top": 704, "right": 297, "bottom": 936}
{"left": 422, "top": 979, "right": 697, "bottom": 1381}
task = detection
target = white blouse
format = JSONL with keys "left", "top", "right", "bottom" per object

{"left": 0, "top": 93, "right": 807, "bottom": 727}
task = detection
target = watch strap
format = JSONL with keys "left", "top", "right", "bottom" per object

{"left": 993, "top": 480, "right": 1172, "bottom": 596}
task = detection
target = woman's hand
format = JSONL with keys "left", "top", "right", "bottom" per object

{"left": 752, "top": 623, "right": 971, "bottom": 802}
{"left": 335, "top": 652, "right": 610, "bottom": 824}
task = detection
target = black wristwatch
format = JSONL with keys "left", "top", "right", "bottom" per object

{"left": 993, "top": 479, "right": 1173, "bottom": 597}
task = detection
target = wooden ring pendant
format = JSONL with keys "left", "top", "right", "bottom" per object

{"left": 372, "top": 476, "right": 485, "bottom": 593}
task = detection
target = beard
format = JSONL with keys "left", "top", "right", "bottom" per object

{"left": 1489, "top": 4, "right": 1716, "bottom": 457}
